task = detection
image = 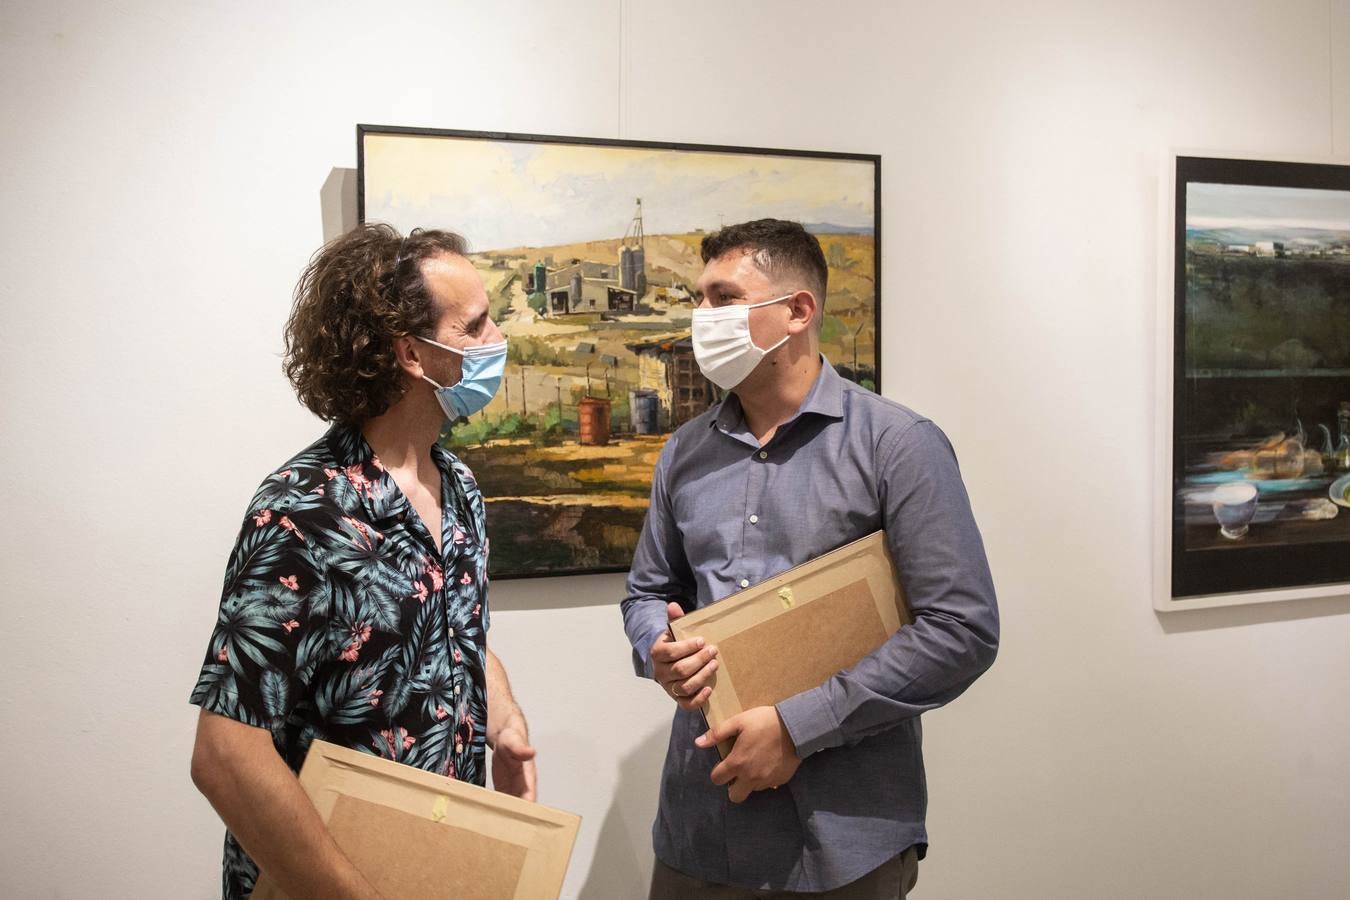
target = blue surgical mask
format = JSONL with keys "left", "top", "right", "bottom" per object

{"left": 416, "top": 336, "right": 508, "bottom": 420}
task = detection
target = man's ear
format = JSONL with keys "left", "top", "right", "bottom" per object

{"left": 786, "top": 290, "right": 818, "bottom": 334}
{"left": 393, "top": 334, "right": 424, "bottom": 379}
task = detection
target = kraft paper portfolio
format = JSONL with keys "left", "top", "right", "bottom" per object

{"left": 250, "top": 740, "right": 580, "bottom": 900}
{"left": 668, "top": 531, "right": 910, "bottom": 757}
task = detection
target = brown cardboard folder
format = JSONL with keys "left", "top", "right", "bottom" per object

{"left": 668, "top": 531, "right": 910, "bottom": 757}
{"left": 250, "top": 740, "right": 580, "bottom": 900}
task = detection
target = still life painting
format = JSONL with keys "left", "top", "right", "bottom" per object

{"left": 360, "top": 126, "right": 881, "bottom": 578}
{"left": 1169, "top": 154, "right": 1350, "bottom": 601}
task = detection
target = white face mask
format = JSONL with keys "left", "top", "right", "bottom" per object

{"left": 691, "top": 293, "right": 793, "bottom": 390}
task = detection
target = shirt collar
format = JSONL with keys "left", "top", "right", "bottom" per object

{"left": 711, "top": 354, "right": 846, "bottom": 434}
{"left": 323, "top": 423, "right": 456, "bottom": 527}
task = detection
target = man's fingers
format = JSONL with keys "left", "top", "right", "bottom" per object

{"left": 676, "top": 685, "right": 713, "bottom": 711}
{"left": 523, "top": 761, "right": 538, "bottom": 802}
{"left": 651, "top": 634, "right": 704, "bottom": 664}
{"left": 694, "top": 715, "right": 742, "bottom": 750}
{"left": 669, "top": 645, "right": 718, "bottom": 680}
{"left": 709, "top": 758, "right": 736, "bottom": 786}
{"left": 674, "top": 658, "right": 718, "bottom": 698}
{"left": 728, "top": 781, "right": 752, "bottom": 804}
{"left": 496, "top": 728, "right": 537, "bottom": 760}
{"left": 666, "top": 601, "right": 685, "bottom": 622}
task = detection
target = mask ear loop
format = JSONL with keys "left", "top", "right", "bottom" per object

{"left": 746, "top": 292, "right": 796, "bottom": 309}
{"left": 416, "top": 335, "right": 467, "bottom": 357}
{"left": 750, "top": 293, "right": 795, "bottom": 354}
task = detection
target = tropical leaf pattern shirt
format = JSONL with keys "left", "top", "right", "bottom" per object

{"left": 189, "top": 424, "right": 491, "bottom": 900}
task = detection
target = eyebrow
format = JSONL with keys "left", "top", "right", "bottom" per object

{"left": 694, "top": 279, "right": 738, "bottom": 300}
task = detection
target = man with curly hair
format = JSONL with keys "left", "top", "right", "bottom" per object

{"left": 188, "top": 224, "right": 534, "bottom": 899}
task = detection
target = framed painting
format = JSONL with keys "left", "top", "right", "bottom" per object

{"left": 359, "top": 125, "right": 881, "bottom": 579}
{"left": 1155, "top": 152, "right": 1350, "bottom": 611}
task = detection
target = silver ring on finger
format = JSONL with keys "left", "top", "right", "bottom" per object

{"left": 669, "top": 684, "right": 683, "bottom": 698}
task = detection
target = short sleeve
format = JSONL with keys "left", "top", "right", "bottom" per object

{"left": 189, "top": 508, "right": 333, "bottom": 734}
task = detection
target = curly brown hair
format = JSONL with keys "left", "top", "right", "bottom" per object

{"left": 283, "top": 224, "right": 469, "bottom": 424}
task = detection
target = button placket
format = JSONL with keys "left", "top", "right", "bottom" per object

{"left": 741, "top": 444, "right": 768, "bottom": 593}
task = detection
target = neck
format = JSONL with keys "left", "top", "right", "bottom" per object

{"left": 360, "top": 388, "right": 445, "bottom": 478}
{"left": 734, "top": 342, "right": 822, "bottom": 442}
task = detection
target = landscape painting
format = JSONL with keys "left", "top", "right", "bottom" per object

{"left": 1170, "top": 155, "right": 1350, "bottom": 600}
{"left": 360, "top": 126, "right": 881, "bottom": 578}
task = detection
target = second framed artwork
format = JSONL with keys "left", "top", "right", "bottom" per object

{"left": 1156, "top": 152, "right": 1350, "bottom": 611}
{"left": 359, "top": 126, "right": 881, "bottom": 579}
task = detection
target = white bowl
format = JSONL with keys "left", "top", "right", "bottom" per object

{"left": 1330, "top": 473, "right": 1350, "bottom": 509}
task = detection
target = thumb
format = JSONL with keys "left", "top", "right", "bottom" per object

{"left": 666, "top": 601, "right": 685, "bottom": 622}
{"left": 498, "top": 728, "right": 537, "bottom": 760}
{"left": 694, "top": 715, "right": 742, "bottom": 749}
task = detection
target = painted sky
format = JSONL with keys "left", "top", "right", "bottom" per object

{"left": 363, "top": 134, "right": 876, "bottom": 251}
{"left": 1187, "top": 181, "right": 1350, "bottom": 232}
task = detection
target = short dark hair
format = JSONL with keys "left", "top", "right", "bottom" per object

{"left": 283, "top": 223, "right": 469, "bottom": 425}
{"left": 700, "top": 218, "right": 828, "bottom": 316}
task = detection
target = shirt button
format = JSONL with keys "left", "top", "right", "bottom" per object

{"left": 739, "top": 578, "right": 750, "bottom": 588}
{"left": 757, "top": 451, "right": 768, "bottom": 460}
{"left": 448, "top": 628, "right": 455, "bottom": 638}
{"left": 749, "top": 514, "right": 759, "bottom": 524}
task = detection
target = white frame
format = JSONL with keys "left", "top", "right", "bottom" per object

{"left": 1153, "top": 149, "right": 1350, "bottom": 611}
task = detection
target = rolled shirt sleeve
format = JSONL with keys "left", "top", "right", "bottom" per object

{"left": 777, "top": 419, "right": 999, "bottom": 756}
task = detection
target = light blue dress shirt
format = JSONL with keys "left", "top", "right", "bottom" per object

{"left": 621, "top": 357, "right": 999, "bottom": 892}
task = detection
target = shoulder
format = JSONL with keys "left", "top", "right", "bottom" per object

{"left": 838, "top": 384, "right": 962, "bottom": 465}
{"left": 242, "top": 433, "right": 348, "bottom": 530}
{"left": 841, "top": 381, "right": 928, "bottom": 432}
{"left": 841, "top": 382, "right": 930, "bottom": 438}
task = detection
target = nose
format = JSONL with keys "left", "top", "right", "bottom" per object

{"left": 481, "top": 316, "right": 504, "bottom": 345}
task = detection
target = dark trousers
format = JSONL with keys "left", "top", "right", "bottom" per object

{"left": 649, "top": 847, "right": 919, "bottom": 900}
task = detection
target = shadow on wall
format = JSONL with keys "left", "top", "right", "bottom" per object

{"left": 1157, "top": 592, "right": 1350, "bottom": 635}
{"left": 321, "top": 167, "right": 358, "bottom": 242}
{"left": 577, "top": 724, "right": 668, "bottom": 900}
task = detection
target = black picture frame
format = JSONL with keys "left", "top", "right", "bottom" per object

{"left": 1169, "top": 154, "right": 1350, "bottom": 601}
{"left": 357, "top": 125, "right": 882, "bottom": 579}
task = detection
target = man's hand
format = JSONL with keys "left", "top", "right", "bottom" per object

{"left": 485, "top": 650, "right": 536, "bottom": 802}
{"left": 697, "top": 705, "right": 801, "bottom": 803}
{"left": 650, "top": 601, "right": 718, "bottom": 710}
{"left": 490, "top": 721, "right": 537, "bottom": 802}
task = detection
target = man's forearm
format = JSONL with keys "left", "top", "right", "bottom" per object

{"left": 191, "top": 711, "right": 381, "bottom": 900}
{"left": 485, "top": 649, "right": 526, "bottom": 745}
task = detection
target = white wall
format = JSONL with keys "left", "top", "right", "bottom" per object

{"left": 2, "top": 1, "right": 1349, "bottom": 897}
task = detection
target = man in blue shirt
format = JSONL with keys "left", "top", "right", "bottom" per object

{"left": 622, "top": 219, "right": 999, "bottom": 898}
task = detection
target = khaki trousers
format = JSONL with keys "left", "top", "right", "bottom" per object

{"left": 648, "top": 847, "right": 919, "bottom": 900}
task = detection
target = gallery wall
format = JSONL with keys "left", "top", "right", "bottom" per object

{"left": 2, "top": 1, "right": 1349, "bottom": 897}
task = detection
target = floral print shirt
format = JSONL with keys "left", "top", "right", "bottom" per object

{"left": 190, "top": 424, "right": 491, "bottom": 899}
